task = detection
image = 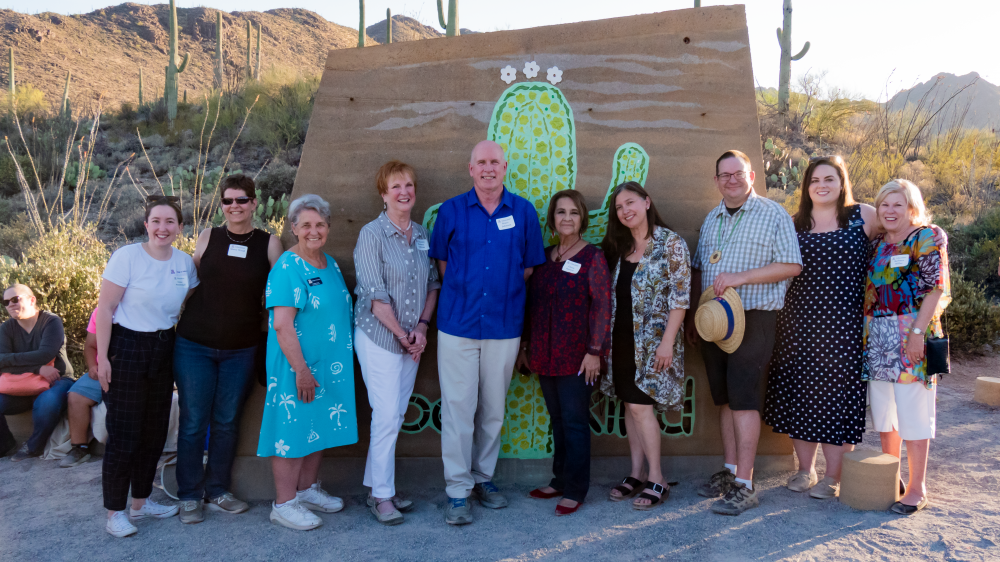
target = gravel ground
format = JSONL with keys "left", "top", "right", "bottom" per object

{"left": 1, "top": 356, "right": 998, "bottom": 562}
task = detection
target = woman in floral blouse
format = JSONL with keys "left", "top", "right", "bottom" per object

{"left": 863, "top": 179, "right": 950, "bottom": 515}
{"left": 600, "top": 182, "right": 691, "bottom": 510}
{"left": 517, "top": 190, "right": 611, "bottom": 516}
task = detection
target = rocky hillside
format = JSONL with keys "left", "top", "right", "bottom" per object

{"left": 0, "top": 4, "right": 445, "bottom": 113}
{"left": 889, "top": 72, "right": 1000, "bottom": 131}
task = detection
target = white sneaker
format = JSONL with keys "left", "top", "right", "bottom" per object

{"left": 270, "top": 499, "right": 323, "bottom": 531}
{"left": 296, "top": 482, "right": 344, "bottom": 513}
{"left": 106, "top": 511, "right": 138, "bottom": 538}
{"left": 129, "top": 499, "right": 179, "bottom": 520}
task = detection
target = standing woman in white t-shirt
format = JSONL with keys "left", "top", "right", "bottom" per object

{"left": 95, "top": 196, "right": 199, "bottom": 538}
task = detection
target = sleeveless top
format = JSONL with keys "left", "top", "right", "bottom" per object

{"left": 176, "top": 226, "right": 271, "bottom": 349}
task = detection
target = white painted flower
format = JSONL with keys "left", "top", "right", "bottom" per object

{"left": 279, "top": 394, "right": 297, "bottom": 420}
{"left": 500, "top": 65, "right": 517, "bottom": 84}
{"left": 523, "top": 61, "right": 540, "bottom": 79}
{"left": 307, "top": 430, "right": 320, "bottom": 443}
{"left": 546, "top": 66, "right": 563, "bottom": 85}
{"left": 275, "top": 439, "right": 290, "bottom": 456}
{"left": 329, "top": 404, "right": 348, "bottom": 426}
{"left": 310, "top": 294, "right": 320, "bottom": 309}
{"left": 330, "top": 362, "right": 344, "bottom": 375}
{"left": 328, "top": 324, "right": 337, "bottom": 342}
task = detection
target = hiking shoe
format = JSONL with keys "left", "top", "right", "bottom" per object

{"left": 106, "top": 511, "right": 138, "bottom": 538}
{"left": 809, "top": 476, "right": 839, "bottom": 499}
{"left": 472, "top": 482, "right": 508, "bottom": 509}
{"left": 711, "top": 482, "right": 759, "bottom": 515}
{"left": 445, "top": 497, "right": 473, "bottom": 525}
{"left": 60, "top": 445, "right": 91, "bottom": 468}
{"left": 697, "top": 469, "right": 736, "bottom": 498}
{"left": 270, "top": 499, "right": 323, "bottom": 531}
{"left": 179, "top": 500, "right": 204, "bottom": 524}
{"left": 206, "top": 492, "right": 249, "bottom": 514}
{"left": 129, "top": 499, "right": 179, "bottom": 520}
{"left": 786, "top": 470, "right": 818, "bottom": 492}
{"left": 296, "top": 482, "right": 344, "bottom": 513}
{"left": 10, "top": 443, "right": 39, "bottom": 462}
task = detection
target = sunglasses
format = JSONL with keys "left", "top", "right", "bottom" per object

{"left": 3, "top": 295, "right": 27, "bottom": 306}
{"left": 146, "top": 195, "right": 180, "bottom": 203}
{"left": 221, "top": 196, "right": 253, "bottom": 205}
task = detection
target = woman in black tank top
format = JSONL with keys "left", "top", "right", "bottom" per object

{"left": 173, "top": 175, "right": 282, "bottom": 521}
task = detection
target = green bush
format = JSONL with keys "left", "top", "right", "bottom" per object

{"left": 63, "top": 161, "right": 106, "bottom": 188}
{"left": 947, "top": 207, "right": 1000, "bottom": 301}
{"left": 0, "top": 152, "right": 32, "bottom": 197}
{"left": 947, "top": 270, "right": 1000, "bottom": 355}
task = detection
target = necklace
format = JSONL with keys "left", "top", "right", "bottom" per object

{"left": 226, "top": 227, "right": 254, "bottom": 244}
{"left": 387, "top": 215, "right": 412, "bottom": 235}
{"left": 555, "top": 237, "right": 582, "bottom": 262}
{"left": 709, "top": 210, "right": 746, "bottom": 264}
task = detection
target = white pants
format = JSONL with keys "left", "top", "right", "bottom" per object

{"left": 355, "top": 329, "right": 420, "bottom": 498}
{"left": 869, "top": 381, "right": 936, "bottom": 441}
{"left": 438, "top": 331, "right": 519, "bottom": 499}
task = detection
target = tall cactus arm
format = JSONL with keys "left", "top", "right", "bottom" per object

{"left": 791, "top": 41, "right": 810, "bottom": 61}
{"left": 776, "top": 27, "right": 784, "bottom": 44}
{"left": 176, "top": 52, "right": 189, "bottom": 73}
{"left": 436, "top": 0, "right": 447, "bottom": 29}
{"left": 358, "top": 0, "right": 365, "bottom": 48}
{"left": 437, "top": 0, "right": 458, "bottom": 36}
{"left": 386, "top": 8, "right": 392, "bottom": 44}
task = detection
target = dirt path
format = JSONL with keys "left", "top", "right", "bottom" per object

{"left": 1, "top": 357, "right": 997, "bottom": 562}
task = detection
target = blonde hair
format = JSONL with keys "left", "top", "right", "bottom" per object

{"left": 874, "top": 179, "right": 931, "bottom": 227}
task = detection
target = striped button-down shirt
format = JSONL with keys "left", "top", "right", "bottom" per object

{"left": 353, "top": 212, "right": 441, "bottom": 354}
{"left": 692, "top": 190, "right": 802, "bottom": 311}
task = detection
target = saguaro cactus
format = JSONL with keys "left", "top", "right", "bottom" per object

{"left": 254, "top": 23, "right": 262, "bottom": 80}
{"left": 386, "top": 9, "right": 392, "bottom": 44}
{"left": 214, "top": 12, "right": 224, "bottom": 90}
{"left": 245, "top": 21, "right": 252, "bottom": 79}
{"left": 61, "top": 71, "right": 71, "bottom": 119}
{"left": 139, "top": 67, "right": 144, "bottom": 106}
{"left": 7, "top": 47, "right": 14, "bottom": 114}
{"left": 436, "top": 0, "right": 459, "bottom": 37}
{"left": 776, "top": 0, "right": 809, "bottom": 116}
{"left": 358, "top": 0, "right": 365, "bottom": 48}
{"left": 163, "top": 0, "right": 189, "bottom": 121}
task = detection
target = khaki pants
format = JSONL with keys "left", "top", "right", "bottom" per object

{"left": 437, "top": 331, "right": 519, "bottom": 499}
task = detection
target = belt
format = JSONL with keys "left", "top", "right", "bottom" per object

{"left": 112, "top": 324, "right": 176, "bottom": 341}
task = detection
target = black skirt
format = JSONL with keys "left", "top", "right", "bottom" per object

{"left": 612, "top": 259, "right": 655, "bottom": 405}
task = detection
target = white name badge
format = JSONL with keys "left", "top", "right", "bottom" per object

{"left": 496, "top": 216, "right": 515, "bottom": 230}
{"left": 890, "top": 254, "right": 910, "bottom": 268}
{"left": 415, "top": 239, "right": 429, "bottom": 251}
{"left": 174, "top": 274, "right": 189, "bottom": 288}
{"left": 562, "top": 260, "right": 582, "bottom": 274}
{"left": 227, "top": 244, "right": 248, "bottom": 258}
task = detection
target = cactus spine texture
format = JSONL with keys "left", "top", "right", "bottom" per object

{"left": 776, "top": 0, "right": 809, "bottom": 116}
{"left": 164, "top": 0, "right": 189, "bottom": 121}
{"left": 436, "top": 0, "right": 459, "bottom": 37}
{"left": 61, "top": 71, "right": 71, "bottom": 119}
{"left": 214, "top": 12, "right": 224, "bottom": 90}
{"left": 358, "top": 0, "right": 365, "bottom": 48}
{"left": 255, "top": 23, "right": 262, "bottom": 80}
{"left": 386, "top": 9, "right": 392, "bottom": 44}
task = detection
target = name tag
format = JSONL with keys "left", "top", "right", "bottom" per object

{"left": 307, "top": 277, "right": 323, "bottom": 287}
{"left": 227, "top": 244, "right": 248, "bottom": 258}
{"left": 415, "top": 239, "right": 429, "bottom": 251}
{"left": 890, "top": 254, "right": 910, "bottom": 268}
{"left": 562, "top": 260, "right": 582, "bottom": 274}
{"left": 496, "top": 216, "right": 515, "bottom": 230}
{"left": 174, "top": 274, "right": 189, "bottom": 288}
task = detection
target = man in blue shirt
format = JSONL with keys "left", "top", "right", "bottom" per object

{"left": 430, "top": 140, "right": 546, "bottom": 525}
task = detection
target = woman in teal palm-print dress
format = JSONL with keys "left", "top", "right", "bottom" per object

{"left": 258, "top": 195, "right": 358, "bottom": 531}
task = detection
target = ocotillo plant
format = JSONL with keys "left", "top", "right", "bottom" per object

{"left": 437, "top": 0, "right": 459, "bottom": 36}
{"left": 776, "top": 0, "right": 809, "bottom": 116}
{"left": 164, "top": 0, "right": 189, "bottom": 121}
{"left": 61, "top": 71, "right": 71, "bottom": 119}
{"left": 386, "top": 9, "right": 392, "bottom": 44}
{"left": 214, "top": 12, "right": 224, "bottom": 90}
{"left": 246, "top": 21, "right": 252, "bottom": 80}
{"left": 358, "top": 0, "right": 365, "bottom": 48}
{"left": 255, "top": 23, "right": 262, "bottom": 80}
{"left": 139, "top": 67, "right": 144, "bottom": 106}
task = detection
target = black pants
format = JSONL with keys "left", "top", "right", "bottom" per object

{"left": 537, "top": 374, "right": 593, "bottom": 503}
{"left": 102, "top": 325, "right": 176, "bottom": 511}
{"left": 701, "top": 310, "right": 777, "bottom": 412}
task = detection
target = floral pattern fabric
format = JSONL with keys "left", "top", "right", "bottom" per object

{"left": 862, "top": 228, "right": 950, "bottom": 389}
{"left": 600, "top": 226, "right": 691, "bottom": 411}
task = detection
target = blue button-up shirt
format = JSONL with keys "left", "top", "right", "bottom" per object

{"left": 430, "top": 187, "right": 546, "bottom": 340}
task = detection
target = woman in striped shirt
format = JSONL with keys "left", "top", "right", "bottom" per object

{"left": 353, "top": 160, "right": 440, "bottom": 526}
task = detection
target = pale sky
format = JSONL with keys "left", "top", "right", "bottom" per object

{"left": 5, "top": 0, "right": 996, "bottom": 100}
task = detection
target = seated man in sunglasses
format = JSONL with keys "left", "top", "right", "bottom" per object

{"left": 0, "top": 284, "right": 75, "bottom": 460}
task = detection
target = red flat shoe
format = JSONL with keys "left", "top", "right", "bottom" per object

{"left": 555, "top": 502, "right": 582, "bottom": 516}
{"left": 529, "top": 488, "right": 563, "bottom": 499}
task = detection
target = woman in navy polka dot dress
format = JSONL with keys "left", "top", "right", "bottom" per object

{"left": 763, "top": 156, "right": 877, "bottom": 499}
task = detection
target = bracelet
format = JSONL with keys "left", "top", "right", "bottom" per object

{"left": 418, "top": 319, "right": 430, "bottom": 326}
{"left": 396, "top": 334, "right": 410, "bottom": 341}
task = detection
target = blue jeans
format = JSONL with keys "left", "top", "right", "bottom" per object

{"left": 537, "top": 374, "right": 593, "bottom": 502}
{"left": 173, "top": 336, "right": 256, "bottom": 500}
{"left": 0, "top": 377, "right": 74, "bottom": 455}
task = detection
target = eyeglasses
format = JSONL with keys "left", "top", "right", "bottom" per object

{"left": 716, "top": 171, "right": 748, "bottom": 183}
{"left": 221, "top": 196, "right": 253, "bottom": 205}
{"left": 3, "top": 296, "right": 27, "bottom": 306}
{"left": 146, "top": 195, "right": 180, "bottom": 203}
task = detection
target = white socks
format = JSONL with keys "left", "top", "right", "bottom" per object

{"left": 735, "top": 477, "right": 753, "bottom": 490}
{"left": 724, "top": 463, "right": 737, "bottom": 474}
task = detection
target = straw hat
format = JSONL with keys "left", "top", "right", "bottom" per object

{"left": 695, "top": 287, "right": 745, "bottom": 354}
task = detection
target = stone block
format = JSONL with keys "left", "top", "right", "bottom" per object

{"left": 840, "top": 450, "right": 900, "bottom": 511}
{"left": 973, "top": 377, "right": 1000, "bottom": 407}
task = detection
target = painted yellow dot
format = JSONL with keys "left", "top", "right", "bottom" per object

{"left": 518, "top": 163, "right": 528, "bottom": 174}
{"left": 502, "top": 113, "right": 512, "bottom": 123}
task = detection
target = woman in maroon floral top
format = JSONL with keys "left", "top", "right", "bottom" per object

{"left": 517, "top": 190, "right": 612, "bottom": 516}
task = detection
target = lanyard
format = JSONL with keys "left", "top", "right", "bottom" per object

{"left": 715, "top": 209, "right": 746, "bottom": 254}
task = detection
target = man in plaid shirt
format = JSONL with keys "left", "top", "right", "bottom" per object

{"left": 685, "top": 150, "right": 802, "bottom": 516}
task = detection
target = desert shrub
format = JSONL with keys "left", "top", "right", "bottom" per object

{"left": 0, "top": 225, "right": 110, "bottom": 372}
{"left": 947, "top": 206, "right": 1000, "bottom": 300}
{"left": 240, "top": 69, "right": 319, "bottom": 159}
{"left": 256, "top": 160, "right": 297, "bottom": 200}
{"left": 0, "top": 215, "right": 35, "bottom": 260}
{"left": 0, "top": 153, "right": 33, "bottom": 197}
{"left": 948, "top": 270, "right": 1000, "bottom": 354}
{"left": 2, "top": 83, "right": 50, "bottom": 118}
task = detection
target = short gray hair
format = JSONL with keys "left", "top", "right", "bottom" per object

{"left": 288, "top": 194, "right": 331, "bottom": 225}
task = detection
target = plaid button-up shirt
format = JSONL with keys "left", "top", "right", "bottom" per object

{"left": 692, "top": 190, "right": 802, "bottom": 311}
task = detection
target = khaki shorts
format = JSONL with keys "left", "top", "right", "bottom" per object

{"left": 869, "top": 381, "right": 936, "bottom": 440}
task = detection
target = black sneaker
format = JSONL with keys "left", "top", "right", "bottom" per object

{"left": 11, "top": 443, "right": 40, "bottom": 462}
{"left": 0, "top": 435, "right": 16, "bottom": 457}
{"left": 60, "top": 445, "right": 91, "bottom": 468}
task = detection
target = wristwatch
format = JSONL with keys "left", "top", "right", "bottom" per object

{"left": 911, "top": 327, "right": 925, "bottom": 336}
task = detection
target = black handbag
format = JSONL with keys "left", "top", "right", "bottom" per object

{"left": 926, "top": 313, "right": 950, "bottom": 378}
